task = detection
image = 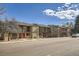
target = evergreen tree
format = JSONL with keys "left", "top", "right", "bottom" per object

{"left": 74, "top": 15, "right": 79, "bottom": 33}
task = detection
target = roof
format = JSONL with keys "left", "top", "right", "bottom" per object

{"left": 16, "top": 22, "right": 32, "bottom": 26}
{"left": 38, "top": 24, "right": 49, "bottom": 27}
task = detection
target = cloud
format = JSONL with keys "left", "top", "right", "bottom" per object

{"left": 43, "top": 3, "right": 79, "bottom": 20}
{"left": 43, "top": 9, "right": 55, "bottom": 16}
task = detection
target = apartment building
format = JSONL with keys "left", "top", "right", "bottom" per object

{"left": 0, "top": 20, "right": 72, "bottom": 41}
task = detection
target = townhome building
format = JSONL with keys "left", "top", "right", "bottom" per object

{"left": 0, "top": 20, "right": 72, "bottom": 41}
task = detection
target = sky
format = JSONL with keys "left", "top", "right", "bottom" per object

{"left": 0, "top": 3, "right": 79, "bottom": 25}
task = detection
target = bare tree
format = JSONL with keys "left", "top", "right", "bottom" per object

{"left": 0, "top": 17, "right": 21, "bottom": 34}
{"left": 0, "top": 7, "right": 6, "bottom": 34}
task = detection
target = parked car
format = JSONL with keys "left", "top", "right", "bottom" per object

{"left": 72, "top": 34, "right": 79, "bottom": 37}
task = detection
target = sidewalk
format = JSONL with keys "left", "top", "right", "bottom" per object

{"left": 0, "top": 37, "right": 72, "bottom": 44}
{"left": 0, "top": 39, "right": 33, "bottom": 44}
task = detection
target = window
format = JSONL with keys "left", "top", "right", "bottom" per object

{"left": 27, "top": 26, "right": 31, "bottom": 32}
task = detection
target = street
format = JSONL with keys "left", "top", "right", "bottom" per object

{"left": 0, "top": 37, "right": 79, "bottom": 56}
